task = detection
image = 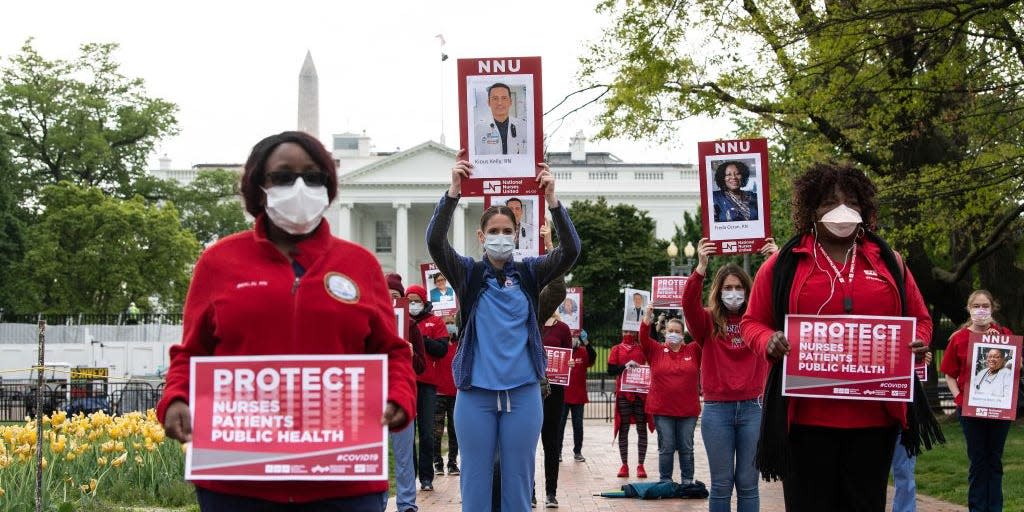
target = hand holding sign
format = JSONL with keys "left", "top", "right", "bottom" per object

{"left": 381, "top": 401, "right": 408, "bottom": 430}
{"left": 163, "top": 399, "right": 192, "bottom": 443}
{"left": 536, "top": 163, "right": 557, "bottom": 206}
{"left": 449, "top": 149, "right": 473, "bottom": 198}
{"left": 766, "top": 331, "right": 790, "bottom": 361}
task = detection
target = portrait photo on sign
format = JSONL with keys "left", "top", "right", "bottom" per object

{"left": 424, "top": 267, "right": 458, "bottom": 314}
{"left": 484, "top": 195, "right": 540, "bottom": 260}
{"left": 621, "top": 288, "right": 650, "bottom": 332}
{"left": 703, "top": 154, "right": 768, "bottom": 242}
{"left": 559, "top": 290, "right": 582, "bottom": 332}
{"left": 467, "top": 75, "right": 535, "bottom": 178}
{"left": 968, "top": 344, "right": 1017, "bottom": 410}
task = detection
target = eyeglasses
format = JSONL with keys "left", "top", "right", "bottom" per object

{"left": 266, "top": 170, "right": 329, "bottom": 187}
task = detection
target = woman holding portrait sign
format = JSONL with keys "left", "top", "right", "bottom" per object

{"left": 740, "top": 162, "right": 934, "bottom": 511}
{"left": 682, "top": 236, "right": 775, "bottom": 512}
{"left": 940, "top": 290, "right": 1016, "bottom": 512}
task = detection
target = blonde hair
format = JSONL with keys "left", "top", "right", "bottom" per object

{"left": 960, "top": 289, "right": 1000, "bottom": 328}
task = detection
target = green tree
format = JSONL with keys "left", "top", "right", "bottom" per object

{"left": 0, "top": 134, "right": 28, "bottom": 313}
{"left": 0, "top": 40, "right": 178, "bottom": 197}
{"left": 137, "top": 169, "right": 248, "bottom": 246}
{"left": 9, "top": 182, "right": 199, "bottom": 314}
{"left": 566, "top": 197, "right": 670, "bottom": 338}
{"left": 580, "top": 0, "right": 1024, "bottom": 333}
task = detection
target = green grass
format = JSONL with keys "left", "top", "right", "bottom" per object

{"left": 916, "top": 416, "right": 1024, "bottom": 510}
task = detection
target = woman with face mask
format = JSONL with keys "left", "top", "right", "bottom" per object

{"left": 940, "top": 290, "right": 1015, "bottom": 512}
{"left": 425, "top": 150, "right": 580, "bottom": 512}
{"left": 637, "top": 304, "right": 702, "bottom": 485}
{"left": 405, "top": 284, "right": 450, "bottom": 492}
{"left": 157, "top": 132, "right": 416, "bottom": 511}
{"left": 741, "top": 162, "right": 933, "bottom": 512}
{"left": 681, "top": 237, "right": 775, "bottom": 512}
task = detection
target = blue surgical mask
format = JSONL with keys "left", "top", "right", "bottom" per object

{"left": 483, "top": 234, "right": 515, "bottom": 261}
{"left": 665, "top": 332, "right": 683, "bottom": 344}
{"left": 446, "top": 324, "right": 458, "bottom": 337}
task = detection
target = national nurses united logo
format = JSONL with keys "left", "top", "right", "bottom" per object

{"left": 325, "top": 272, "right": 359, "bottom": 303}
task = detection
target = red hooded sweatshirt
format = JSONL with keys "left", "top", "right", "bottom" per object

{"left": 157, "top": 216, "right": 416, "bottom": 503}
{"left": 638, "top": 321, "right": 701, "bottom": 417}
{"left": 682, "top": 270, "right": 768, "bottom": 401}
{"left": 741, "top": 234, "right": 932, "bottom": 429}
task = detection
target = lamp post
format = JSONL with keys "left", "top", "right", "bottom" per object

{"left": 667, "top": 241, "right": 683, "bottom": 276}
{"left": 682, "top": 241, "right": 696, "bottom": 275}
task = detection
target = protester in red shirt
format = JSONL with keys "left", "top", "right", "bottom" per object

{"left": 638, "top": 304, "right": 701, "bottom": 484}
{"left": 607, "top": 331, "right": 654, "bottom": 478}
{"left": 940, "top": 289, "right": 1016, "bottom": 512}
{"left": 158, "top": 131, "right": 415, "bottom": 511}
{"left": 741, "top": 162, "right": 932, "bottom": 511}
{"left": 432, "top": 315, "right": 460, "bottom": 476}
{"left": 683, "top": 237, "right": 775, "bottom": 512}
{"left": 406, "top": 284, "right": 449, "bottom": 492}
{"left": 561, "top": 329, "right": 596, "bottom": 463}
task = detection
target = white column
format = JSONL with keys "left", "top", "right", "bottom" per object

{"left": 394, "top": 201, "right": 410, "bottom": 279}
{"left": 454, "top": 203, "right": 467, "bottom": 254}
{"left": 337, "top": 202, "right": 352, "bottom": 240}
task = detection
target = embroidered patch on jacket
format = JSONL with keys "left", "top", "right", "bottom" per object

{"left": 324, "top": 272, "right": 359, "bottom": 303}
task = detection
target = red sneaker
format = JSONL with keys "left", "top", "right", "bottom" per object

{"left": 636, "top": 464, "right": 648, "bottom": 478}
{"left": 617, "top": 464, "right": 629, "bottom": 478}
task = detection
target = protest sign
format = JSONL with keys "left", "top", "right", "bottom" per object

{"left": 420, "top": 263, "right": 457, "bottom": 316}
{"left": 650, "top": 276, "right": 687, "bottom": 309}
{"left": 545, "top": 346, "right": 573, "bottom": 386}
{"left": 698, "top": 138, "right": 772, "bottom": 255}
{"left": 561, "top": 287, "right": 583, "bottom": 335}
{"left": 622, "top": 288, "right": 651, "bottom": 332}
{"left": 620, "top": 365, "right": 651, "bottom": 394}
{"left": 962, "top": 332, "right": 1022, "bottom": 420}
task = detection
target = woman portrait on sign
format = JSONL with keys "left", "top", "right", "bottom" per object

{"left": 711, "top": 160, "right": 759, "bottom": 222}
{"left": 971, "top": 348, "right": 1015, "bottom": 405}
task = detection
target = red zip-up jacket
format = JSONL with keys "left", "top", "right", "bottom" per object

{"left": 638, "top": 321, "right": 702, "bottom": 417}
{"left": 608, "top": 336, "right": 648, "bottom": 401}
{"left": 434, "top": 339, "right": 458, "bottom": 397}
{"left": 940, "top": 324, "right": 1015, "bottom": 407}
{"left": 156, "top": 216, "right": 416, "bottom": 503}
{"left": 564, "top": 344, "right": 596, "bottom": 405}
{"left": 682, "top": 270, "right": 768, "bottom": 401}
{"left": 741, "top": 234, "right": 932, "bottom": 429}
{"left": 414, "top": 312, "right": 450, "bottom": 386}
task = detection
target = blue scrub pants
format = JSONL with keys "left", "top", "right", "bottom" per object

{"left": 455, "top": 383, "right": 542, "bottom": 512}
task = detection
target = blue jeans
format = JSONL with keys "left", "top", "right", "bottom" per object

{"left": 959, "top": 411, "right": 1012, "bottom": 512}
{"left": 701, "top": 399, "right": 761, "bottom": 512}
{"left": 891, "top": 432, "right": 916, "bottom": 512}
{"left": 196, "top": 487, "right": 386, "bottom": 511}
{"left": 654, "top": 415, "right": 697, "bottom": 483}
{"left": 389, "top": 423, "right": 417, "bottom": 511}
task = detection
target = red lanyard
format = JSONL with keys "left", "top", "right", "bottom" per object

{"left": 818, "top": 242, "right": 857, "bottom": 313}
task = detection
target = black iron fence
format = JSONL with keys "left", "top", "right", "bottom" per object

{"left": 0, "top": 378, "right": 163, "bottom": 422}
{"left": 0, "top": 312, "right": 183, "bottom": 326}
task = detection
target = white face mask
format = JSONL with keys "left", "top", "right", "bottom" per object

{"left": 408, "top": 302, "right": 424, "bottom": 316}
{"left": 971, "top": 307, "right": 992, "bottom": 326}
{"left": 262, "top": 178, "right": 329, "bottom": 235}
{"left": 819, "top": 204, "right": 862, "bottom": 238}
{"left": 664, "top": 332, "right": 683, "bottom": 345}
{"left": 722, "top": 290, "right": 746, "bottom": 311}
{"left": 483, "top": 234, "right": 515, "bottom": 261}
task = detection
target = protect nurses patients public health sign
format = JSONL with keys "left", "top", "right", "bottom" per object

{"left": 782, "top": 315, "right": 916, "bottom": 402}
{"left": 186, "top": 355, "right": 388, "bottom": 481}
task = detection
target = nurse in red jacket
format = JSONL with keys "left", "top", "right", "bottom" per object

{"left": 940, "top": 289, "right": 1016, "bottom": 512}
{"left": 561, "top": 330, "right": 596, "bottom": 463}
{"left": 158, "top": 131, "right": 416, "bottom": 511}
{"left": 607, "top": 331, "right": 654, "bottom": 478}
{"left": 406, "top": 284, "right": 450, "bottom": 492}
{"left": 638, "top": 304, "right": 701, "bottom": 484}
{"left": 741, "top": 162, "right": 931, "bottom": 512}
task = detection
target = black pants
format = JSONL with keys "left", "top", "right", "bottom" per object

{"left": 415, "top": 383, "right": 437, "bottom": 485}
{"left": 540, "top": 386, "right": 566, "bottom": 496}
{"left": 782, "top": 425, "right": 897, "bottom": 512}
{"left": 195, "top": 487, "right": 385, "bottom": 512}
{"left": 432, "top": 394, "right": 458, "bottom": 470}
{"left": 561, "top": 403, "right": 585, "bottom": 455}
{"left": 960, "top": 412, "right": 1012, "bottom": 512}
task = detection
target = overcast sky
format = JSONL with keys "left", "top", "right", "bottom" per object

{"left": 2, "top": 1, "right": 735, "bottom": 169}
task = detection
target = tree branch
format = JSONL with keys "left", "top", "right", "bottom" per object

{"left": 933, "top": 202, "right": 1024, "bottom": 284}
{"left": 807, "top": 114, "right": 884, "bottom": 171}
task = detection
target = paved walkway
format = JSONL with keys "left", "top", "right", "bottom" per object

{"left": 388, "top": 418, "right": 961, "bottom": 511}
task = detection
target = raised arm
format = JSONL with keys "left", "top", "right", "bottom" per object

{"left": 531, "top": 164, "right": 581, "bottom": 287}
{"left": 426, "top": 153, "right": 474, "bottom": 293}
